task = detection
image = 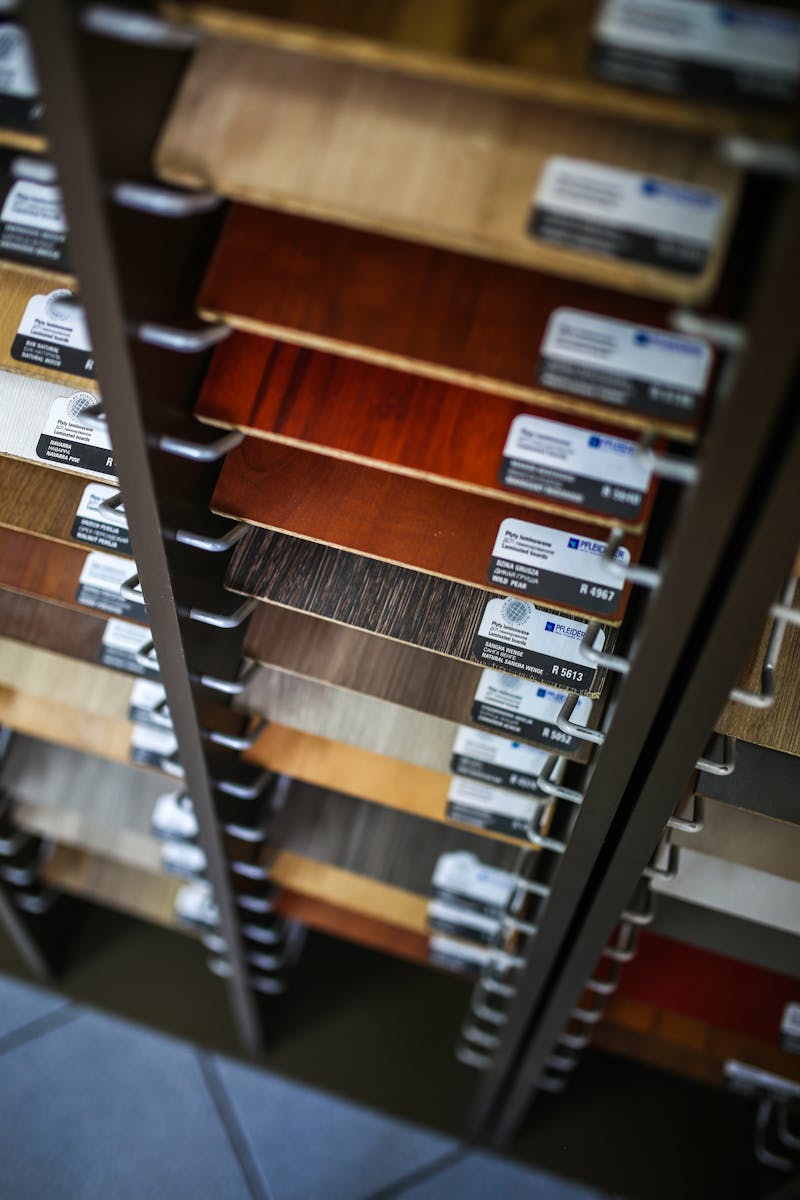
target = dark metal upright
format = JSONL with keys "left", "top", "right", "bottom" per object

{"left": 22, "top": 0, "right": 263, "bottom": 1053}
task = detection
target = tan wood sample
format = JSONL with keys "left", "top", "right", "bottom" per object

{"left": 671, "top": 798, "right": 800, "bottom": 885}
{"left": 41, "top": 844, "right": 185, "bottom": 933}
{"left": 158, "top": 38, "right": 739, "bottom": 302}
{"left": 0, "top": 267, "right": 94, "bottom": 388}
{"left": 0, "top": 459, "right": 125, "bottom": 554}
{"left": 162, "top": 0, "right": 793, "bottom": 139}
{"left": 716, "top": 619, "right": 800, "bottom": 757}
{"left": 0, "top": 687, "right": 136, "bottom": 768}
{"left": 0, "top": 637, "right": 134, "bottom": 717}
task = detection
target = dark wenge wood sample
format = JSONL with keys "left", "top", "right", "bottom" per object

{"left": 198, "top": 207, "right": 713, "bottom": 441}
{"left": 227, "top": 528, "right": 609, "bottom": 695}
{"left": 212, "top": 439, "right": 638, "bottom": 624}
{"left": 198, "top": 333, "right": 658, "bottom": 530}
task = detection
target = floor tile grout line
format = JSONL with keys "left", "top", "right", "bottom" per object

{"left": 197, "top": 1051, "right": 275, "bottom": 1200}
{"left": 0, "top": 1003, "right": 81, "bottom": 1057}
{"left": 362, "top": 1145, "right": 472, "bottom": 1200}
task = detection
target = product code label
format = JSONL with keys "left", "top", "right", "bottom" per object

{"left": 472, "top": 670, "right": 594, "bottom": 753}
{"left": 76, "top": 551, "right": 144, "bottom": 621}
{"left": 70, "top": 483, "right": 130, "bottom": 554}
{"left": 537, "top": 308, "right": 710, "bottom": 422}
{"left": 472, "top": 596, "right": 601, "bottom": 694}
{"left": 530, "top": 157, "right": 723, "bottom": 276}
{"left": 0, "top": 175, "right": 68, "bottom": 271}
{"left": 446, "top": 775, "right": 544, "bottom": 839}
{"left": 36, "top": 392, "right": 115, "bottom": 478}
{"left": 129, "top": 723, "right": 178, "bottom": 769}
{"left": 174, "top": 880, "right": 218, "bottom": 930}
{"left": 0, "top": 23, "right": 42, "bottom": 130}
{"left": 151, "top": 790, "right": 197, "bottom": 842}
{"left": 427, "top": 898, "right": 502, "bottom": 946}
{"left": 593, "top": 0, "right": 800, "bottom": 107}
{"left": 428, "top": 934, "right": 518, "bottom": 976}
{"left": 431, "top": 850, "right": 517, "bottom": 915}
{"left": 500, "top": 413, "right": 652, "bottom": 519}
{"left": 99, "top": 618, "right": 158, "bottom": 677}
{"left": 161, "top": 839, "right": 206, "bottom": 880}
{"left": 450, "top": 725, "right": 549, "bottom": 795}
{"left": 12, "top": 287, "right": 93, "bottom": 377}
{"left": 127, "top": 679, "right": 170, "bottom": 730}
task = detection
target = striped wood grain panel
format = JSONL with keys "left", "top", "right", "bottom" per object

{"left": 0, "top": 527, "right": 144, "bottom": 624}
{"left": 161, "top": 0, "right": 791, "bottom": 138}
{"left": 227, "top": 528, "right": 609, "bottom": 694}
{"left": 42, "top": 844, "right": 185, "bottom": 932}
{"left": 213, "top": 439, "right": 639, "bottom": 623}
{"left": 0, "top": 459, "right": 116, "bottom": 552}
{"left": 196, "top": 333, "right": 657, "bottom": 530}
{"left": 0, "top": 368, "right": 108, "bottom": 482}
{"left": 0, "top": 267, "right": 94, "bottom": 388}
{"left": 716, "top": 620, "right": 800, "bottom": 758}
{"left": 198, "top": 208, "right": 711, "bottom": 441}
{"left": 157, "top": 39, "right": 739, "bottom": 302}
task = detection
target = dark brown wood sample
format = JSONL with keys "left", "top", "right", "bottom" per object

{"left": 716, "top": 620, "right": 800, "bottom": 758}
{"left": 212, "top": 439, "right": 639, "bottom": 623}
{"left": 227, "top": 529, "right": 608, "bottom": 695}
{"left": 0, "top": 459, "right": 127, "bottom": 555}
{"left": 0, "top": 590, "right": 108, "bottom": 665}
{"left": 0, "top": 527, "right": 144, "bottom": 624}
{"left": 198, "top": 207, "right": 714, "bottom": 441}
{"left": 197, "top": 333, "right": 658, "bottom": 530}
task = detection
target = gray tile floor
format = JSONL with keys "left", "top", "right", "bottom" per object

{"left": 0, "top": 972, "right": 609, "bottom": 1200}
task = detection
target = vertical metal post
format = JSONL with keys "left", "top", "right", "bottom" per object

{"left": 23, "top": 0, "right": 262, "bottom": 1052}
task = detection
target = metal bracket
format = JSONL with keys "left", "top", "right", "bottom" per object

{"left": 755, "top": 1098, "right": 794, "bottom": 1171}
{"left": 556, "top": 693, "right": 603, "bottom": 746}
{"left": 669, "top": 309, "right": 746, "bottom": 352}
{"left": 695, "top": 734, "right": 735, "bottom": 777}
{"left": 461, "top": 1023, "right": 502, "bottom": 1052}
{"left": 580, "top": 621, "right": 630, "bottom": 676}
{"left": 81, "top": 4, "right": 199, "bottom": 47}
{"left": 158, "top": 429, "right": 244, "bottom": 463}
{"left": 635, "top": 432, "right": 700, "bottom": 486}
{"left": 729, "top": 576, "right": 797, "bottom": 709}
{"left": 603, "top": 527, "right": 662, "bottom": 589}
{"left": 456, "top": 1044, "right": 494, "bottom": 1070}
{"left": 11, "top": 156, "right": 57, "bottom": 184}
{"left": 536, "top": 1071, "right": 567, "bottom": 1094}
{"left": 202, "top": 717, "right": 267, "bottom": 753}
{"left": 557, "top": 1029, "right": 591, "bottom": 1051}
{"left": 535, "top": 755, "right": 584, "bottom": 805}
{"left": 603, "top": 922, "right": 639, "bottom": 963}
{"left": 175, "top": 520, "right": 248, "bottom": 554}
{"left": 718, "top": 136, "right": 800, "bottom": 179}
{"left": 198, "top": 660, "right": 257, "bottom": 697}
{"left": 642, "top": 842, "right": 679, "bottom": 881}
{"left": 776, "top": 1103, "right": 800, "bottom": 1153}
{"left": 134, "top": 639, "right": 160, "bottom": 672}
{"left": 621, "top": 889, "right": 655, "bottom": 927}
{"left": 120, "top": 572, "right": 146, "bottom": 606}
{"left": 544, "top": 1050, "right": 580, "bottom": 1072}
{"left": 188, "top": 598, "right": 257, "bottom": 630}
{"left": 97, "top": 491, "right": 127, "bottom": 528}
{"left": 667, "top": 793, "right": 705, "bottom": 835}
{"left": 134, "top": 321, "right": 232, "bottom": 354}
{"left": 111, "top": 181, "right": 221, "bottom": 217}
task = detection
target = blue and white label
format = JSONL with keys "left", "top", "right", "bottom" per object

{"left": 537, "top": 308, "right": 710, "bottom": 422}
{"left": 531, "top": 157, "right": 724, "bottom": 277}
{"left": 446, "top": 775, "right": 545, "bottom": 839}
{"left": 450, "top": 724, "right": 549, "bottom": 795}
{"left": 488, "top": 516, "right": 627, "bottom": 617}
{"left": 472, "top": 669, "right": 594, "bottom": 752}
{"left": 473, "top": 596, "right": 603, "bottom": 694}
{"left": 431, "top": 851, "right": 517, "bottom": 914}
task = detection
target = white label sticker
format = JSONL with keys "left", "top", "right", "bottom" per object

{"left": 781, "top": 1002, "right": 800, "bottom": 1043}
{"left": 128, "top": 679, "right": 170, "bottom": 729}
{"left": 13, "top": 288, "right": 94, "bottom": 378}
{"left": 76, "top": 551, "right": 143, "bottom": 620}
{"left": 71, "top": 483, "right": 130, "bottom": 554}
{"left": 428, "top": 934, "right": 518, "bottom": 975}
{"left": 0, "top": 176, "right": 68, "bottom": 270}
{"left": 472, "top": 669, "right": 593, "bottom": 751}
{"left": 500, "top": 412, "right": 652, "bottom": 518}
{"left": 473, "top": 596, "right": 600, "bottom": 693}
{"left": 151, "top": 790, "right": 198, "bottom": 841}
{"left": 531, "top": 157, "right": 723, "bottom": 277}
{"left": 37, "top": 392, "right": 116, "bottom": 479}
{"left": 0, "top": 24, "right": 37, "bottom": 97}
{"left": 451, "top": 725, "right": 548, "bottom": 794}
{"left": 130, "top": 723, "right": 178, "bottom": 767}
{"left": 488, "top": 517, "right": 626, "bottom": 617}
{"left": 446, "top": 775, "right": 543, "bottom": 838}
{"left": 431, "top": 850, "right": 517, "bottom": 913}
{"left": 427, "top": 898, "right": 502, "bottom": 945}
{"left": 161, "top": 840, "right": 207, "bottom": 879}
{"left": 594, "top": 1, "right": 800, "bottom": 104}
{"left": 174, "top": 880, "right": 218, "bottom": 929}
{"left": 100, "top": 618, "right": 157, "bottom": 677}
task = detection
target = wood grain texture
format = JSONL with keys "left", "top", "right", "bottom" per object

{"left": 227, "top": 528, "right": 609, "bottom": 694}
{"left": 0, "top": 267, "right": 94, "bottom": 388}
{"left": 0, "top": 637, "right": 133, "bottom": 717}
{"left": 0, "top": 528, "right": 145, "bottom": 624}
{"left": 158, "top": 39, "right": 738, "bottom": 302}
{"left": 0, "top": 368, "right": 109, "bottom": 482}
{"left": 716, "top": 620, "right": 800, "bottom": 757}
{"left": 198, "top": 208, "right": 711, "bottom": 440}
{"left": 196, "top": 333, "right": 657, "bottom": 529}
{"left": 0, "top": 687, "right": 136, "bottom": 769}
{"left": 213, "top": 438, "right": 638, "bottom": 622}
{"left": 0, "top": 129, "right": 47, "bottom": 155}
{"left": 273, "top": 885, "right": 430, "bottom": 964}
{"left": 162, "top": 0, "right": 792, "bottom": 138}
{"left": 41, "top": 844, "right": 185, "bottom": 932}
{"left": 0, "top": 590, "right": 108, "bottom": 665}
{"left": 0, "top": 459, "right": 119, "bottom": 552}
{"left": 671, "top": 798, "right": 800, "bottom": 885}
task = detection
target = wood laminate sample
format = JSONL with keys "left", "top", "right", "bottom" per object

{"left": 0, "top": 368, "right": 113, "bottom": 483}
{"left": 196, "top": 333, "right": 658, "bottom": 530}
{"left": 162, "top": 0, "right": 793, "bottom": 139}
{"left": 671, "top": 798, "right": 800, "bottom": 885}
{"left": 42, "top": 844, "right": 185, "bottom": 932}
{"left": 199, "top": 208, "right": 713, "bottom": 441}
{"left": 0, "top": 687, "right": 136, "bottom": 768}
{"left": 0, "top": 528, "right": 144, "bottom": 624}
{"left": 0, "top": 460, "right": 125, "bottom": 553}
{"left": 158, "top": 39, "right": 738, "bottom": 302}
{"left": 227, "top": 528, "right": 609, "bottom": 694}
{"left": 716, "top": 620, "right": 800, "bottom": 757}
{"left": 0, "top": 267, "right": 95, "bottom": 388}
{"left": 213, "top": 439, "right": 639, "bottom": 623}
{"left": 0, "top": 589, "right": 108, "bottom": 664}
{"left": 0, "top": 638, "right": 133, "bottom": 717}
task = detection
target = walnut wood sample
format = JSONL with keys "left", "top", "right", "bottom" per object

{"left": 0, "top": 528, "right": 145, "bottom": 624}
{"left": 213, "top": 439, "right": 638, "bottom": 623}
{"left": 227, "top": 528, "right": 608, "bottom": 694}
{"left": 196, "top": 333, "right": 657, "bottom": 529}
{"left": 162, "top": 0, "right": 792, "bottom": 139}
{"left": 0, "top": 460, "right": 122, "bottom": 554}
{"left": 0, "top": 267, "right": 95, "bottom": 388}
{"left": 716, "top": 620, "right": 800, "bottom": 757}
{"left": 0, "top": 590, "right": 108, "bottom": 665}
{"left": 158, "top": 39, "right": 738, "bottom": 302}
{"left": 199, "top": 208, "right": 712, "bottom": 441}
{"left": 42, "top": 844, "right": 185, "bottom": 933}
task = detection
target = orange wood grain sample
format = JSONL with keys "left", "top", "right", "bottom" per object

{"left": 0, "top": 459, "right": 127, "bottom": 555}
{"left": 199, "top": 207, "right": 714, "bottom": 440}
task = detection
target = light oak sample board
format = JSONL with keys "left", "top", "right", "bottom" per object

{"left": 0, "top": 268, "right": 94, "bottom": 388}
{"left": 158, "top": 39, "right": 739, "bottom": 302}
{"left": 716, "top": 620, "right": 800, "bottom": 758}
{"left": 0, "top": 638, "right": 134, "bottom": 719}
{"left": 670, "top": 798, "right": 800, "bottom": 885}
{"left": 0, "top": 368, "right": 115, "bottom": 484}
{"left": 199, "top": 208, "right": 715, "bottom": 441}
{"left": 227, "top": 529, "right": 610, "bottom": 695}
{"left": 213, "top": 440, "right": 640, "bottom": 623}
{"left": 197, "top": 333, "right": 658, "bottom": 531}
{"left": 162, "top": 0, "right": 795, "bottom": 138}
{"left": 0, "top": 460, "right": 129, "bottom": 555}
{"left": 42, "top": 845, "right": 186, "bottom": 934}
